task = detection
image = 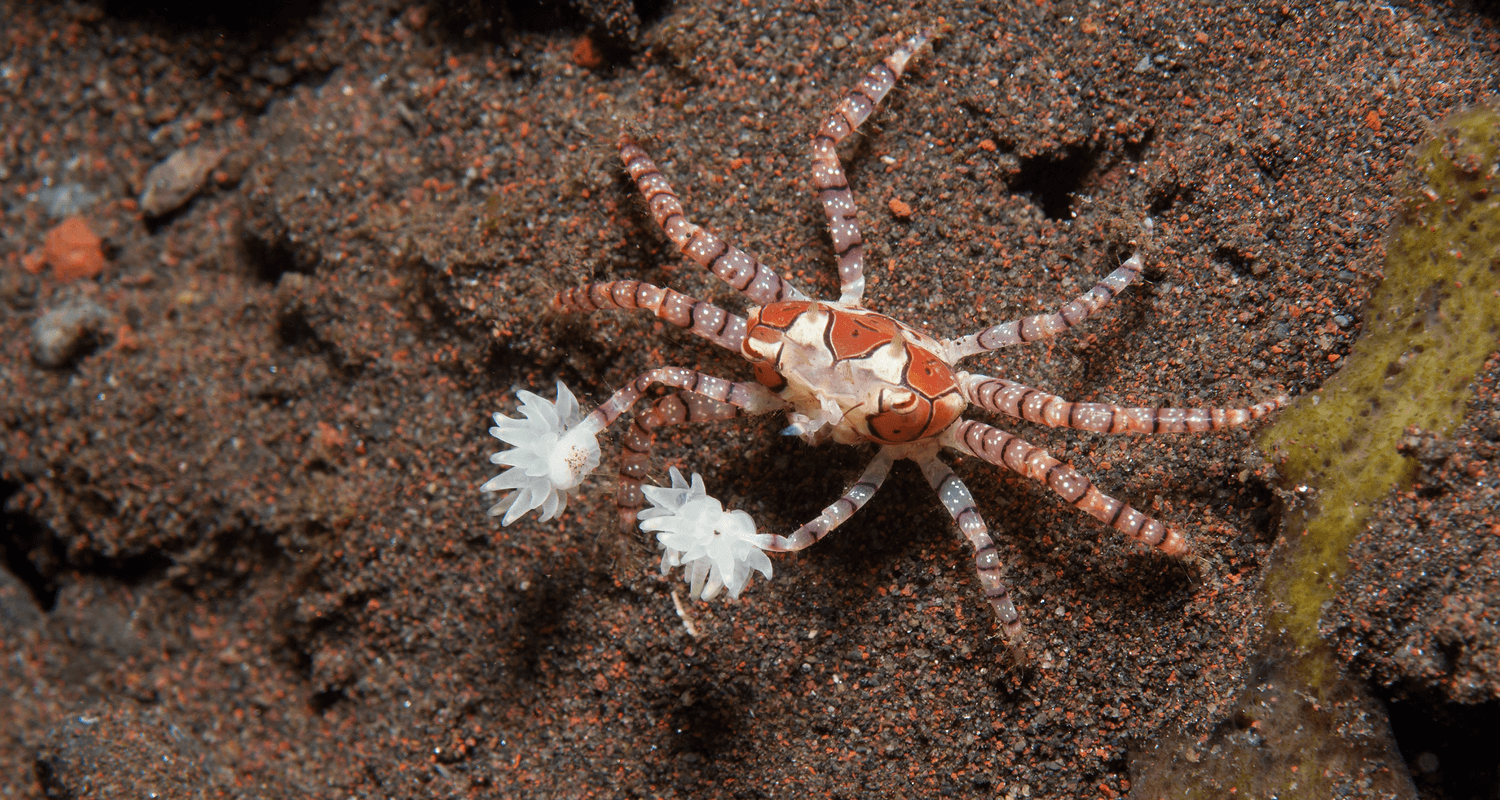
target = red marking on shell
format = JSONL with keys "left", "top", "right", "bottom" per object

{"left": 827, "top": 310, "right": 898, "bottom": 360}
{"left": 867, "top": 390, "right": 964, "bottom": 444}
{"left": 746, "top": 325, "right": 780, "bottom": 351}
{"left": 927, "top": 392, "right": 965, "bottom": 438}
{"left": 756, "top": 301, "right": 812, "bottom": 329}
{"left": 904, "top": 345, "right": 956, "bottom": 398}
{"left": 752, "top": 361, "right": 787, "bottom": 392}
{"left": 868, "top": 395, "right": 936, "bottom": 443}
{"left": 880, "top": 340, "right": 965, "bottom": 443}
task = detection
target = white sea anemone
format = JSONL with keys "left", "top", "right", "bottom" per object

{"left": 642, "top": 467, "right": 774, "bottom": 601}
{"left": 481, "top": 382, "right": 603, "bottom": 525}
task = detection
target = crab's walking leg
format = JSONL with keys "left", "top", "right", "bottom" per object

{"left": 554, "top": 281, "right": 749, "bottom": 353}
{"left": 585, "top": 367, "right": 788, "bottom": 431}
{"left": 759, "top": 448, "right": 895, "bottom": 552}
{"left": 813, "top": 30, "right": 932, "bottom": 306}
{"left": 617, "top": 392, "right": 775, "bottom": 530}
{"left": 943, "top": 419, "right": 1189, "bottom": 556}
{"left": 959, "top": 372, "right": 1290, "bottom": 434}
{"left": 916, "top": 453, "right": 1025, "bottom": 644}
{"left": 946, "top": 253, "right": 1145, "bottom": 360}
{"left": 620, "top": 137, "right": 809, "bottom": 305}
{"left": 579, "top": 368, "right": 788, "bottom": 529}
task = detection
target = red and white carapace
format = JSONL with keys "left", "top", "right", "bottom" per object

{"left": 489, "top": 30, "right": 1287, "bottom": 650}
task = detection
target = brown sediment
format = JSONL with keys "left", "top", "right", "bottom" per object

{"left": 1, "top": 0, "right": 1496, "bottom": 798}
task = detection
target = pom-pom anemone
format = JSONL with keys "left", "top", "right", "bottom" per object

{"left": 481, "top": 382, "right": 603, "bottom": 525}
{"left": 641, "top": 467, "right": 774, "bottom": 600}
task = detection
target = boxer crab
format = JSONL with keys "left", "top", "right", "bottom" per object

{"left": 481, "top": 30, "right": 1286, "bottom": 648}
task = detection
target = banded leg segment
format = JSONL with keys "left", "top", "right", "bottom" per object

{"left": 583, "top": 367, "right": 788, "bottom": 433}
{"left": 812, "top": 30, "right": 932, "bottom": 306}
{"left": 582, "top": 368, "right": 787, "bottom": 529}
{"left": 554, "top": 281, "right": 749, "bottom": 353}
{"left": 617, "top": 392, "right": 774, "bottom": 530}
{"left": 760, "top": 448, "right": 894, "bottom": 552}
{"left": 946, "top": 253, "right": 1145, "bottom": 360}
{"left": 916, "top": 454, "right": 1025, "bottom": 643}
{"left": 620, "top": 137, "right": 809, "bottom": 305}
{"left": 943, "top": 419, "right": 1188, "bottom": 556}
{"left": 960, "top": 372, "right": 1290, "bottom": 434}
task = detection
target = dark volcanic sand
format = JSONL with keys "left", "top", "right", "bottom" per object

{"left": 2, "top": 0, "right": 1497, "bottom": 797}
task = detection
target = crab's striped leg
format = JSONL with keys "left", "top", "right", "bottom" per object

{"left": 553, "top": 281, "right": 749, "bottom": 353}
{"left": 616, "top": 392, "right": 775, "bottom": 530}
{"left": 916, "top": 453, "right": 1025, "bottom": 645}
{"left": 620, "top": 137, "right": 809, "bottom": 305}
{"left": 813, "top": 30, "right": 932, "bottom": 307}
{"left": 959, "top": 372, "right": 1289, "bottom": 434}
{"left": 759, "top": 448, "right": 894, "bottom": 552}
{"left": 578, "top": 367, "right": 788, "bottom": 529}
{"left": 945, "top": 253, "right": 1145, "bottom": 360}
{"left": 942, "top": 419, "right": 1189, "bottom": 556}
{"left": 584, "top": 368, "right": 787, "bottom": 431}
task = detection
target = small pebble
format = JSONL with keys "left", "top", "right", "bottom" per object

{"left": 31, "top": 301, "right": 113, "bottom": 368}
{"left": 37, "top": 183, "right": 97, "bottom": 218}
{"left": 140, "top": 146, "right": 224, "bottom": 217}
{"left": 572, "top": 36, "right": 605, "bottom": 70}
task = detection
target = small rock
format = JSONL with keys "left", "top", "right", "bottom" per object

{"left": 37, "top": 183, "right": 98, "bottom": 218}
{"left": 572, "top": 35, "right": 607, "bottom": 70}
{"left": 31, "top": 301, "right": 113, "bottom": 368}
{"left": 0, "top": 567, "right": 44, "bottom": 631}
{"left": 140, "top": 146, "right": 224, "bottom": 217}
